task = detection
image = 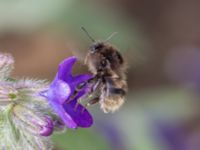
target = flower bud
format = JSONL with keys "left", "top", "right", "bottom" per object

{"left": 12, "top": 104, "right": 53, "bottom": 136}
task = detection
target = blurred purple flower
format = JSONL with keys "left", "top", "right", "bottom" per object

{"left": 165, "top": 47, "right": 200, "bottom": 89}
{"left": 185, "top": 129, "right": 200, "bottom": 150}
{"left": 155, "top": 120, "right": 200, "bottom": 150}
{"left": 41, "top": 56, "right": 93, "bottom": 129}
{"left": 155, "top": 121, "right": 186, "bottom": 150}
{"left": 96, "top": 120, "right": 127, "bottom": 150}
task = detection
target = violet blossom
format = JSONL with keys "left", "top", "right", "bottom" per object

{"left": 0, "top": 53, "right": 94, "bottom": 149}
{"left": 41, "top": 56, "right": 93, "bottom": 129}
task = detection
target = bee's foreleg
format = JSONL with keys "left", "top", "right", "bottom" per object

{"left": 67, "top": 76, "right": 97, "bottom": 103}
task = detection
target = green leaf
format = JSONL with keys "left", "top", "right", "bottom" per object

{"left": 52, "top": 128, "right": 110, "bottom": 150}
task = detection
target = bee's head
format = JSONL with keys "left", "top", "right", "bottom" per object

{"left": 81, "top": 27, "right": 117, "bottom": 53}
{"left": 90, "top": 42, "right": 104, "bottom": 53}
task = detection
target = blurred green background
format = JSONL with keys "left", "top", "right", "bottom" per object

{"left": 1, "top": 0, "right": 200, "bottom": 149}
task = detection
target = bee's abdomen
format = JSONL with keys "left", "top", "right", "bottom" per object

{"left": 99, "top": 91, "right": 125, "bottom": 113}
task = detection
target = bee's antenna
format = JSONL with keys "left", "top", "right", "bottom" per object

{"left": 105, "top": 32, "right": 118, "bottom": 42}
{"left": 81, "top": 27, "right": 95, "bottom": 42}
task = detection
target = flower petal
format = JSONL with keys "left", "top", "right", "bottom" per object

{"left": 58, "top": 56, "right": 77, "bottom": 82}
{"left": 68, "top": 74, "right": 92, "bottom": 95}
{"left": 63, "top": 86, "right": 93, "bottom": 128}
{"left": 72, "top": 74, "right": 93, "bottom": 86}
{"left": 50, "top": 79, "right": 71, "bottom": 104}
{"left": 63, "top": 100, "right": 93, "bottom": 128}
{"left": 49, "top": 100, "right": 77, "bottom": 129}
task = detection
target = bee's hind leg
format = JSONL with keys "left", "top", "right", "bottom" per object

{"left": 86, "top": 97, "right": 100, "bottom": 107}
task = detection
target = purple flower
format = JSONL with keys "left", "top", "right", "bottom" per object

{"left": 41, "top": 56, "right": 93, "bottom": 129}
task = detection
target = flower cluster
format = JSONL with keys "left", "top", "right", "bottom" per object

{"left": 0, "top": 53, "right": 94, "bottom": 149}
{"left": 0, "top": 53, "right": 53, "bottom": 149}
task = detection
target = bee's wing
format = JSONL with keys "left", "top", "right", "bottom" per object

{"left": 84, "top": 53, "right": 90, "bottom": 65}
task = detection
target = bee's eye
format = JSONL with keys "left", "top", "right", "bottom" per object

{"left": 91, "top": 44, "right": 103, "bottom": 52}
{"left": 94, "top": 44, "right": 103, "bottom": 50}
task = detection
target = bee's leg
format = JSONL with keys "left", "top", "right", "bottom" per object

{"left": 74, "top": 98, "right": 82, "bottom": 110}
{"left": 91, "top": 78, "right": 102, "bottom": 93}
{"left": 86, "top": 97, "right": 100, "bottom": 107}
{"left": 67, "top": 77, "right": 97, "bottom": 104}
{"left": 74, "top": 80, "right": 101, "bottom": 110}
{"left": 67, "top": 82, "right": 88, "bottom": 104}
{"left": 81, "top": 97, "right": 100, "bottom": 113}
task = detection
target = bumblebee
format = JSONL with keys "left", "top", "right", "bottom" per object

{"left": 81, "top": 27, "right": 128, "bottom": 113}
